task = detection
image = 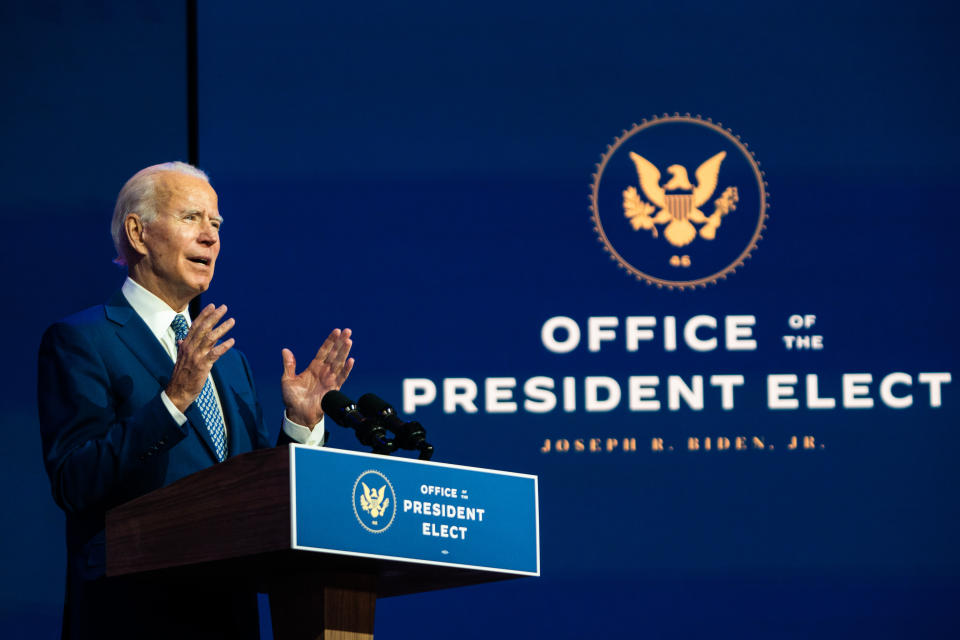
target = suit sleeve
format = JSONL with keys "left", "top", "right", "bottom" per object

{"left": 38, "top": 322, "right": 189, "bottom": 516}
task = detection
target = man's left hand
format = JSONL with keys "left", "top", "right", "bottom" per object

{"left": 281, "top": 328, "right": 354, "bottom": 427}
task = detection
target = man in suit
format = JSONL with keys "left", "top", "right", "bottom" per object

{"left": 38, "top": 162, "right": 354, "bottom": 638}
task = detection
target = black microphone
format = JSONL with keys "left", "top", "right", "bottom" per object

{"left": 357, "top": 393, "right": 434, "bottom": 460}
{"left": 321, "top": 391, "right": 396, "bottom": 454}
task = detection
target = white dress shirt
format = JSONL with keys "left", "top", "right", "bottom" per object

{"left": 121, "top": 278, "right": 325, "bottom": 447}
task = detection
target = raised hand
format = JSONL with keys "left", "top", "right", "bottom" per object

{"left": 166, "top": 304, "right": 235, "bottom": 412}
{"left": 281, "top": 328, "right": 354, "bottom": 427}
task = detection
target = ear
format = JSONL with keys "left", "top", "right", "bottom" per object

{"left": 124, "top": 213, "right": 149, "bottom": 259}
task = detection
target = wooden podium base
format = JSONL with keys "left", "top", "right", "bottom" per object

{"left": 269, "top": 574, "right": 377, "bottom": 640}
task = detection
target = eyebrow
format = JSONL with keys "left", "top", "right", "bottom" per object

{"left": 179, "top": 209, "right": 224, "bottom": 223}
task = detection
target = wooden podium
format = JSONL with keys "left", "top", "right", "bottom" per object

{"left": 106, "top": 446, "right": 539, "bottom": 639}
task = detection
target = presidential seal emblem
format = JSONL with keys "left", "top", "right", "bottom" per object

{"left": 352, "top": 469, "right": 397, "bottom": 533}
{"left": 590, "top": 114, "right": 767, "bottom": 289}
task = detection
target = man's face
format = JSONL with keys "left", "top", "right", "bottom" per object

{"left": 137, "top": 171, "right": 222, "bottom": 310}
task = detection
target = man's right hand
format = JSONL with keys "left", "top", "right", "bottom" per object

{"left": 165, "top": 304, "right": 235, "bottom": 412}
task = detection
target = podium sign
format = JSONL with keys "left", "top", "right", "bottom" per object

{"left": 291, "top": 445, "right": 540, "bottom": 575}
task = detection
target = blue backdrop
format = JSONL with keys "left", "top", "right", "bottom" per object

{"left": 2, "top": 0, "right": 958, "bottom": 637}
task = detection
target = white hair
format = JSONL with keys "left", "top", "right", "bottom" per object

{"left": 111, "top": 161, "right": 210, "bottom": 266}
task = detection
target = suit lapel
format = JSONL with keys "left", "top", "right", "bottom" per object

{"left": 182, "top": 401, "right": 220, "bottom": 462}
{"left": 106, "top": 290, "right": 175, "bottom": 387}
{"left": 106, "top": 290, "right": 221, "bottom": 463}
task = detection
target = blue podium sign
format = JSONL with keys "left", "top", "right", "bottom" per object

{"left": 290, "top": 445, "right": 540, "bottom": 575}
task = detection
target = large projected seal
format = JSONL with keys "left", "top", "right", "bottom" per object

{"left": 591, "top": 114, "right": 768, "bottom": 289}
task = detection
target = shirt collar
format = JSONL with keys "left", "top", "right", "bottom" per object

{"left": 121, "top": 277, "right": 191, "bottom": 341}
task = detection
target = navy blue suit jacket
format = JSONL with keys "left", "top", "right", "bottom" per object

{"left": 39, "top": 290, "right": 281, "bottom": 639}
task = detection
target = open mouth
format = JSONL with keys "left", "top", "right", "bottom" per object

{"left": 187, "top": 257, "right": 211, "bottom": 266}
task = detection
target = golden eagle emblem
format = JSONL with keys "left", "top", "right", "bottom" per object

{"left": 623, "top": 151, "right": 739, "bottom": 247}
{"left": 360, "top": 482, "right": 390, "bottom": 521}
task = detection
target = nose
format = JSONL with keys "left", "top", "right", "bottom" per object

{"left": 198, "top": 221, "right": 219, "bottom": 245}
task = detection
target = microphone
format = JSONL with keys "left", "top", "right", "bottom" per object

{"left": 357, "top": 393, "right": 434, "bottom": 460}
{"left": 320, "top": 391, "right": 396, "bottom": 454}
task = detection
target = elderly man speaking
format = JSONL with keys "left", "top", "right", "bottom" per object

{"left": 38, "top": 162, "right": 353, "bottom": 639}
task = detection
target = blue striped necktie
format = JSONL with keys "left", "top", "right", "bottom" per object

{"left": 171, "top": 314, "right": 227, "bottom": 462}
